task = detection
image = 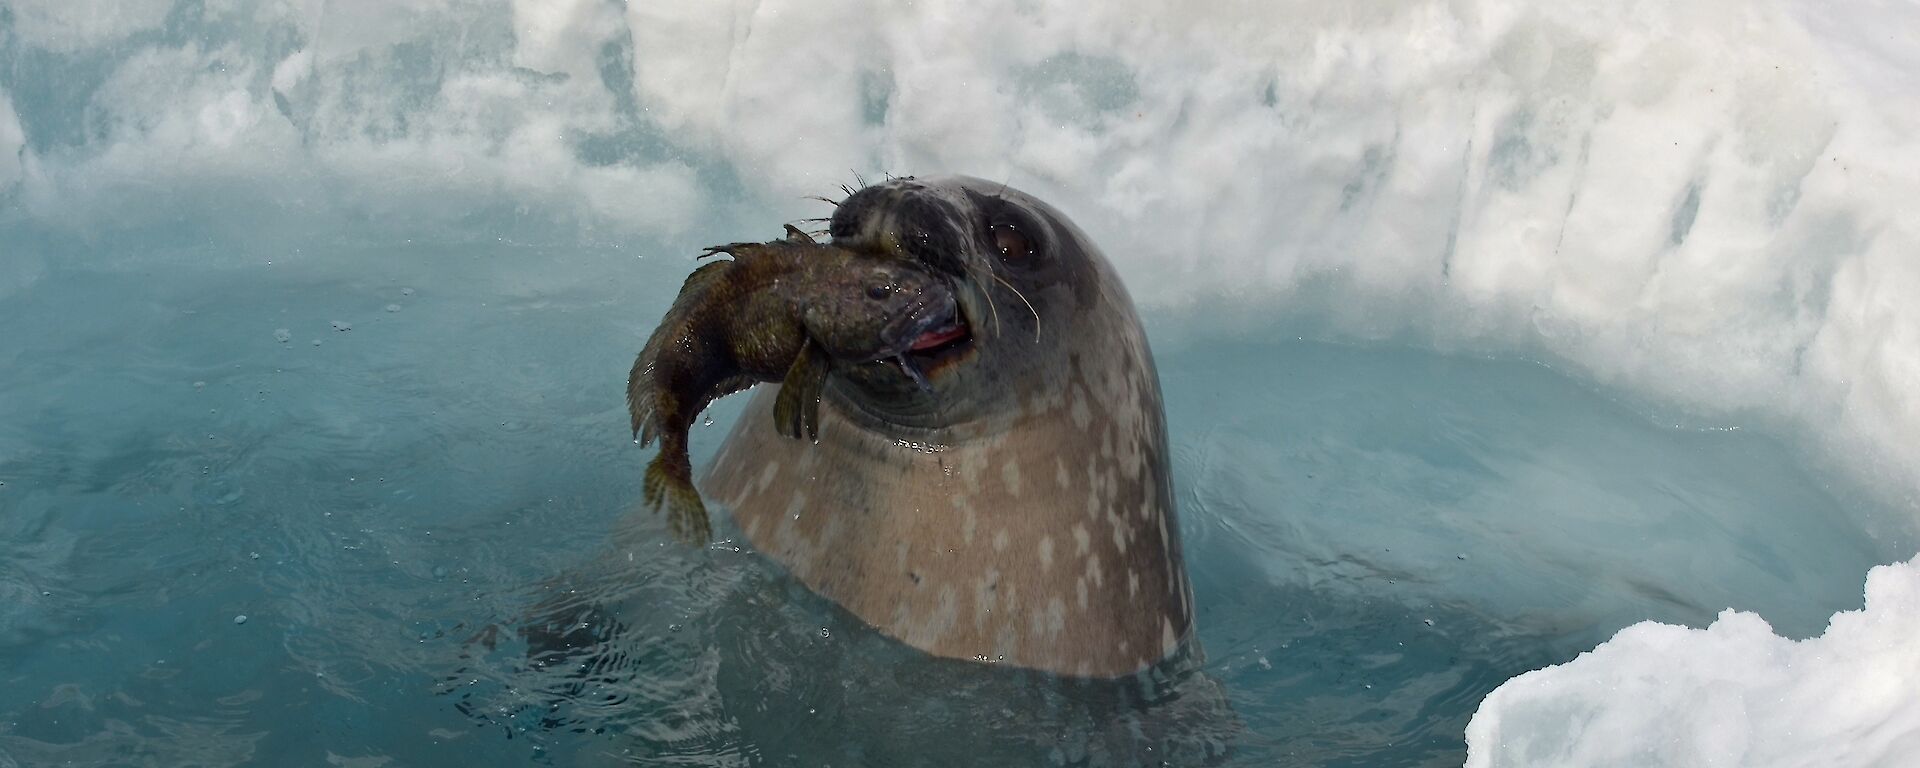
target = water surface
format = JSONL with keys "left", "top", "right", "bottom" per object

{"left": 0, "top": 241, "right": 1907, "bottom": 766}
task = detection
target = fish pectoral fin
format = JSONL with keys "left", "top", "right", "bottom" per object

{"left": 643, "top": 451, "right": 711, "bottom": 544}
{"left": 782, "top": 224, "right": 817, "bottom": 244}
{"left": 773, "top": 342, "right": 830, "bottom": 442}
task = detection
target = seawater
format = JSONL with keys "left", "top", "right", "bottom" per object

{"left": 0, "top": 239, "right": 1908, "bottom": 766}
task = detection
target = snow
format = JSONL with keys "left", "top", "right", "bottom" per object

{"left": 1467, "top": 556, "right": 1920, "bottom": 767}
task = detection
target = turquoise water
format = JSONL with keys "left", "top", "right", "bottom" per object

{"left": 1, "top": 237, "right": 1909, "bottom": 766}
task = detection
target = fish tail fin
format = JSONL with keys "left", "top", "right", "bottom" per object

{"left": 643, "top": 452, "right": 711, "bottom": 544}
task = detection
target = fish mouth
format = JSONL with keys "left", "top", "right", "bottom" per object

{"left": 908, "top": 318, "right": 970, "bottom": 354}
{"left": 878, "top": 302, "right": 973, "bottom": 391}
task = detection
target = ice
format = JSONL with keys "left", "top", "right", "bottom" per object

{"left": 7, "top": 0, "right": 173, "bottom": 53}
{"left": 1467, "top": 556, "right": 1920, "bottom": 767}
{"left": 0, "top": 86, "right": 23, "bottom": 190}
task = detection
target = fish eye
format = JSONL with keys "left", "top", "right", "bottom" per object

{"left": 990, "top": 222, "right": 1033, "bottom": 262}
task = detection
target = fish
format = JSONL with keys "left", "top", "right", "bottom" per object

{"left": 626, "top": 226, "right": 960, "bottom": 543}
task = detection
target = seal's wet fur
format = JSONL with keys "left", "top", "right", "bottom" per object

{"left": 706, "top": 176, "right": 1193, "bottom": 678}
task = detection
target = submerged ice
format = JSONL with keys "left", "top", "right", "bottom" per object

{"left": 3, "top": 0, "right": 1919, "bottom": 764}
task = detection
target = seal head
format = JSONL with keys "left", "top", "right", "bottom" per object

{"left": 704, "top": 176, "right": 1193, "bottom": 677}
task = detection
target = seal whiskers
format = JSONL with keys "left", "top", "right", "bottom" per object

{"left": 960, "top": 259, "right": 1006, "bottom": 339}
{"left": 985, "top": 267, "right": 1042, "bottom": 344}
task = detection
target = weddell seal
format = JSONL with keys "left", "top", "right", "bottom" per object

{"left": 700, "top": 175, "right": 1194, "bottom": 678}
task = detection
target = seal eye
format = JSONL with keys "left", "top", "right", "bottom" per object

{"left": 991, "top": 222, "right": 1033, "bottom": 262}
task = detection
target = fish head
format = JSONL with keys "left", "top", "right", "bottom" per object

{"left": 798, "top": 252, "right": 960, "bottom": 373}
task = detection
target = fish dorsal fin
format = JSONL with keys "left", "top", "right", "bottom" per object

{"left": 676, "top": 257, "right": 734, "bottom": 295}
{"left": 699, "top": 242, "right": 759, "bottom": 260}
{"left": 783, "top": 224, "right": 817, "bottom": 244}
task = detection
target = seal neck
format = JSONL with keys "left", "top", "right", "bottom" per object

{"left": 819, "top": 376, "right": 994, "bottom": 444}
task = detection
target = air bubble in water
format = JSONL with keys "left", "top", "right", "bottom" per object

{"left": 386, "top": 304, "right": 402, "bottom": 313}
{"left": 274, "top": 328, "right": 292, "bottom": 343}
{"left": 331, "top": 320, "right": 352, "bottom": 332}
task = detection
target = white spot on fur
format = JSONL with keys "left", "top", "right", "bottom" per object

{"left": 954, "top": 496, "right": 978, "bottom": 545}
{"left": 1070, "top": 385, "right": 1092, "bottom": 430}
{"left": 1160, "top": 616, "right": 1179, "bottom": 656}
{"left": 959, "top": 456, "right": 982, "bottom": 492}
{"left": 1128, "top": 571, "right": 1140, "bottom": 597}
{"left": 1001, "top": 461, "right": 1021, "bottom": 497}
{"left": 756, "top": 461, "right": 780, "bottom": 494}
{"left": 1076, "top": 578, "right": 1088, "bottom": 611}
{"left": 1055, "top": 457, "right": 1071, "bottom": 489}
{"left": 1072, "top": 523, "right": 1090, "bottom": 556}
{"left": 926, "top": 586, "right": 959, "bottom": 641}
{"left": 1120, "top": 433, "right": 1143, "bottom": 481}
{"left": 992, "top": 528, "right": 1009, "bottom": 552}
{"left": 1038, "top": 536, "right": 1055, "bottom": 570}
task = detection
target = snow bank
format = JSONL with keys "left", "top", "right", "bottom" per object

{"left": 1466, "top": 556, "right": 1920, "bottom": 767}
